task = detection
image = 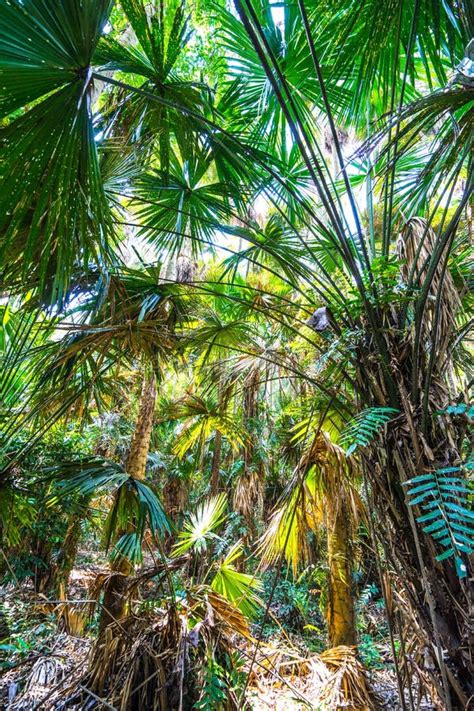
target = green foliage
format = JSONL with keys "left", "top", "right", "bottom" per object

{"left": 111, "top": 532, "right": 143, "bottom": 565}
{"left": 404, "top": 466, "right": 474, "bottom": 577}
{"left": 339, "top": 408, "right": 399, "bottom": 455}
{"left": 211, "top": 542, "right": 263, "bottom": 619}
{"left": 47, "top": 456, "right": 170, "bottom": 562}
{"left": 257, "top": 568, "right": 324, "bottom": 642}
{"left": 173, "top": 493, "right": 227, "bottom": 556}
{"left": 0, "top": 0, "right": 115, "bottom": 305}
{"left": 437, "top": 403, "right": 474, "bottom": 418}
{"left": 194, "top": 655, "right": 228, "bottom": 711}
{"left": 0, "top": 0, "right": 473, "bottom": 700}
{"left": 0, "top": 597, "right": 56, "bottom": 671}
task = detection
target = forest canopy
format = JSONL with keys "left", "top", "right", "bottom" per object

{"left": 0, "top": 0, "right": 472, "bottom": 709}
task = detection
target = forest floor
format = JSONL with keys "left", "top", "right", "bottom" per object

{"left": 0, "top": 554, "right": 434, "bottom": 710}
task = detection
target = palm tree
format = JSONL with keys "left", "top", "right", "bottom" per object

{"left": 259, "top": 430, "right": 360, "bottom": 647}
{"left": 215, "top": 3, "right": 473, "bottom": 705}
{"left": 1, "top": 0, "right": 473, "bottom": 705}
{"left": 33, "top": 265, "right": 191, "bottom": 629}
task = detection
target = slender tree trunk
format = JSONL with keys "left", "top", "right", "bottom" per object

{"left": 125, "top": 374, "right": 157, "bottom": 481}
{"left": 52, "top": 510, "right": 83, "bottom": 594}
{"left": 99, "top": 374, "right": 156, "bottom": 633}
{"left": 210, "top": 430, "right": 222, "bottom": 496}
{"left": 325, "top": 495, "right": 357, "bottom": 647}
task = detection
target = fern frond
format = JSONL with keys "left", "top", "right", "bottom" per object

{"left": 339, "top": 407, "right": 399, "bottom": 455}
{"left": 403, "top": 464, "right": 474, "bottom": 578}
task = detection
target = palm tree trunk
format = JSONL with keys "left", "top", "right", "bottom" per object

{"left": 325, "top": 495, "right": 357, "bottom": 647}
{"left": 125, "top": 374, "right": 157, "bottom": 481}
{"left": 99, "top": 373, "right": 156, "bottom": 633}
{"left": 210, "top": 430, "right": 222, "bottom": 496}
{"left": 52, "top": 510, "right": 83, "bottom": 594}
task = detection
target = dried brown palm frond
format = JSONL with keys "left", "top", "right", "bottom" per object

{"left": 233, "top": 469, "right": 264, "bottom": 523}
{"left": 389, "top": 584, "right": 445, "bottom": 709}
{"left": 398, "top": 217, "right": 461, "bottom": 362}
{"left": 206, "top": 589, "right": 253, "bottom": 639}
{"left": 318, "top": 646, "right": 375, "bottom": 710}
{"left": 301, "top": 431, "right": 363, "bottom": 524}
{"left": 70, "top": 583, "right": 252, "bottom": 710}
{"left": 258, "top": 431, "right": 363, "bottom": 574}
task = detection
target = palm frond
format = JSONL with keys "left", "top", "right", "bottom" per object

{"left": 211, "top": 542, "right": 263, "bottom": 619}
{"left": 339, "top": 407, "right": 399, "bottom": 455}
{"left": 0, "top": 0, "right": 115, "bottom": 306}
{"left": 172, "top": 493, "right": 227, "bottom": 556}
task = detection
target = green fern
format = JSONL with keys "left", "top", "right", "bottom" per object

{"left": 194, "top": 656, "right": 227, "bottom": 711}
{"left": 436, "top": 403, "right": 474, "bottom": 418}
{"left": 340, "top": 407, "right": 399, "bottom": 455}
{"left": 403, "top": 464, "right": 474, "bottom": 578}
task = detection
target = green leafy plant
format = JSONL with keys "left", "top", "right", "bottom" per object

{"left": 339, "top": 408, "right": 399, "bottom": 455}
{"left": 403, "top": 465, "right": 474, "bottom": 577}
{"left": 194, "top": 656, "right": 228, "bottom": 711}
{"left": 211, "top": 542, "right": 263, "bottom": 619}
{"left": 173, "top": 493, "right": 227, "bottom": 556}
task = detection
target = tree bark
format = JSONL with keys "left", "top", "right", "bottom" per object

{"left": 125, "top": 374, "right": 157, "bottom": 481}
{"left": 325, "top": 494, "right": 357, "bottom": 647}
{"left": 210, "top": 429, "right": 222, "bottom": 496}
{"left": 52, "top": 510, "right": 83, "bottom": 594}
{"left": 98, "top": 373, "right": 157, "bottom": 633}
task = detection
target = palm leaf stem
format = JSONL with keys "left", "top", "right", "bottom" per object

{"left": 235, "top": 0, "right": 363, "bottom": 279}
{"left": 115, "top": 219, "right": 352, "bottom": 321}
{"left": 295, "top": 0, "right": 371, "bottom": 278}
{"left": 385, "top": 0, "right": 421, "bottom": 253}
{"left": 118, "top": 188, "right": 354, "bottom": 313}
{"left": 193, "top": 340, "right": 353, "bottom": 416}
{"left": 232, "top": 1, "right": 399, "bottom": 401}
{"left": 411, "top": 169, "right": 473, "bottom": 398}
{"left": 381, "top": 0, "right": 404, "bottom": 256}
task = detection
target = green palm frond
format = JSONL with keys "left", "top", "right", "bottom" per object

{"left": 134, "top": 478, "right": 170, "bottom": 535}
{"left": 221, "top": 214, "right": 311, "bottom": 286}
{"left": 369, "top": 85, "right": 474, "bottom": 214}
{"left": 111, "top": 531, "right": 143, "bottom": 565}
{"left": 94, "top": 0, "right": 209, "bottom": 171}
{"left": 35, "top": 266, "right": 190, "bottom": 388}
{"left": 211, "top": 542, "right": 263, "bottom": 618}
{"left": 309, "top": 0, "right": 464, "bottom": 126}
{"left": 217, "top": 0, "right": 348, "bottom": 147}
{"left": 46, "top": 457, "right": 130, "bottom": 500}
{"left": 172, "top": 493, "right": 227, "bottom": 556}
{"left": 0, "top": 0, "right": 115, "bottom": 306}
{"left": 46, "top": 457, "right": 170, "bottom": 553}
{"left": 185, "top": 313, "right": 258, "bottom": 365}
{"left": 134, "top": 145, "right": 241, "bottom": 259}
{"left": 165, "top": 392, "right": 246, "bottom": 458}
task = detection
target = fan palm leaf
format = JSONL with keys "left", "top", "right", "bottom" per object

{"left": 0, "top": 0, "right": 115, "bottom": 306}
